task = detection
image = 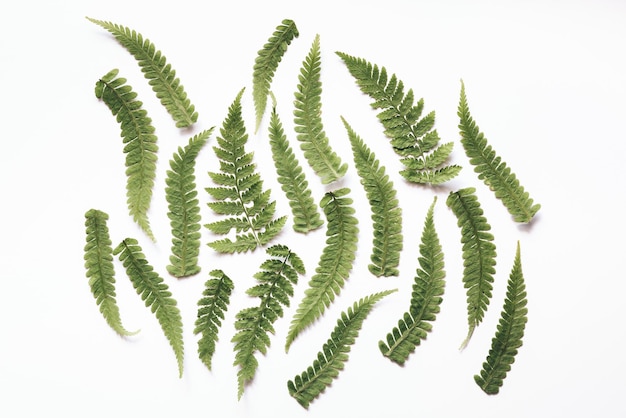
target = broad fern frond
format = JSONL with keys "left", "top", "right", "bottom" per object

{"left": 336, "top": 52, "right": 461, "bottom": 185}
{"left": 475, "top": 242, "right": 528, "bottom": 395}
{"left": 113, "top": 238, "right": 184, "bottom": 377}
{"left": 95, "top": 69, "right": 157, "bottom": 241}
{"left": 288, "top": 289, "right": 397, "bottom": 409}
{"left": 446, "top": 188, "right": 496, "bottom": 349}
{"left": 342, "top": 117, "right": 403, "bottom": 277}
{"left": 458, "top": 81, "right": 541, "bottom": 223}
{"left": 294, "top": 35, "right": 348, "bottom": 184}
{"left": 166, "top": 129, "right": 213, "bottom": 277}
{"left": 379, "top": 197, "right": 445, "bottom": 364}
{"left": 233, "top": 245, "right": 305, "bottom": 399}
{"left": 87, "top": 17, "right": 198, "bottom": 128}
{"left": 285, "top": 188, "right": 358, "bottom": 352}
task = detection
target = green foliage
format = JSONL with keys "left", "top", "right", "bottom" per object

{"left": 113, "top": 238, "right": 184, "bottom": 377}
{"left": 233, "top": 245, "right": 306, "bottom": 399}
{"left": 95, "top": 69, "right": 157, "bottom": 241}
{"left": 475, "top": 242, "right": 528, "bottom": 395}
{"left": 165, "top": 129, "right": 213, "bottom": 277}
{"left": 294, "top": 35, "right": 348, "bottom": 184}
{"left": 205, "top": 89, "right": 287, "bottom": 253}
{"left": 336, "top": 52, "right": 461, "bottom": 185}
{"left": 87, "top": 17, "right": 198, "bottom": 128}
{"left": 288, "top": 289, "right": 397, "bottom": 409}
{"left": 342, "top": 117, "right": 403, "bottom": 277}
{"left": 379, "top": 198, "right": 445, "bottom": 364}
{"left": 458, "top": 81, "right": 541, "bottom": 223}
{"left": 285, "top": 188, "right": 359, "bottom": 352}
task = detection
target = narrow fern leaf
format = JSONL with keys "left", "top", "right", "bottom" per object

{"left": 294, "top": 35, "right": 348, "bottom": 184}
{"left": 95, "top": 69, "right": 157, "bottom": 241}
{"left": 113, "top": 238, "right": 184, "bottom": 377}
{"left": 87, "top": 17, "right": 198, "bottom": 128}
{"left": 288, "top": 289, "right": 397, "bottom": 409}
{"left": 475, "top": 242, "right": 528, "bottom": 394}
{"left": 458, "top": 81, "right": 541, "bottom": 223}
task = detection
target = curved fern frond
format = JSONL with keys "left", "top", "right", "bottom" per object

{"left": 87, "top": 17, "right": 198, "bottom": 128}
{"left": 233, "top": 245, "right": 305, "bottom": 399}
{"left": 342, "top": 117, "right": 403, "bottom": 277}
{"left": 194, "top": 269, "right": 235, "bottom": 372}
{"left": 458, "top": 81, "right": 541, "bottom": 223}
{"left": 294, "top": 35, "right": 348, "bottom": 184}
{"left": 379, "top": 197, "right": 444, "bottom": 364}
{"left": 113, "top": 238, "right": 184, "bottom": 377}
{"left": 166, "top": 129, "right": 213, "bottom": 278}
{"left": 336, "top": 52, "right": 461, "bottom": 185}
{"left": 285, "top": 188, "right": 358, "bottom": 352}
{"left": 95, "top": 69, "right": 157, "bottom": 241}
{"left": 446, "top": 188, "right": 496, "bottom": 349}
{"left": 287, "top": 289, "right": 397, "bottom": 409}
{"left": 475, "top": 242, "right": 528, "bottom": 395}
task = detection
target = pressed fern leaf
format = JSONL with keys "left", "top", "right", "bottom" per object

{"left": 379, "top": 197, "right": 445, "bottom": 364}
{"left": 113, "top": 238, "right": 184, "bottom": 377}
{"left": 285, "top": 188, "right": 358, "bottom": 352}
{"left": 336, "top": 52, "right": 461, "bottom": 185}
{"left": 87, "top": 17, "right": 198, "bottom": 128}
{"left": 205, "top": 89, "right": 287, "bottom": 253}
{"left": 342, "top": 117, "right": 403, "bottom": 277}
{"left": 446, "top": 187, "right": 496, "bottom": 349}
{"left": 458, "top": 81, "right": 541, "bottom": 223}
{"left": 233, "top": 245, "right": 305, "bottom": 399}
{"left": 84, "top": 209, "right": 137, "bottom": 337}
{"left": 95, "top": 68, "right": 157, "bottom": 241}
{"left": 252, "top": 18, "right": 299, "bottom": 132}
{"left": 166, "top": 129, "right": 213, "bottom": 278}
{"left": 288, "top": 289, "right": 397, "bottom": 409}
{"left": 194, "top": 269, "right": 235, "bottom": 372}
{"left": 294, "top": 35, "right": 348, "bottom": 184}
{"left": 475, "top": 242, "right": 528, "bottom": 395}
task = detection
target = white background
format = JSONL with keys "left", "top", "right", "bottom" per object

{"left": 1, "top": 1, "right": 625, "bottom": 417}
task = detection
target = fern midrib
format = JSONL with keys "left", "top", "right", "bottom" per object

{"left": 172, "top": 162, "right": 194, "bottom": 275}
{"left": 368, "top": 164, "right": 395, "bottom": 273}
{"left": 255, "top": 20, "right": 297, "bottom": 77}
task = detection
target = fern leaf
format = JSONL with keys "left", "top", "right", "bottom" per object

{"left": 379, "top": 197, "right": 445, "bottom": 364}
{"left": 113, "top": 238, "right": 184, "bottom": 377}
{"left": 95, "top": 69, "right": 157, "bottom": 241}
{"left": 294, "top": 35, "right": 348, "bottom": 184}
{"left": 87, "top": 17, "right": 198, "bottom": 127}
{"left": 458, "top": 81, "right": 541, "bottom": 223}
{"left": 285, "top": 188, "right": 358, "bottom": 352}
{"left": 287, "top": 289, "right": 397, "bottom": 409}
{"left": 446, "top": 188, "right": 496, "bottom": 349}
{"left": 233, "top": 245, "right": 305, "bottom": 399}
{"left": 165, "top": 129, "right": 213, "bottom": 278}
{"left": 475, "top": 242, "right": 528, "bottom": 394}
{"left": 342, "top": 117, "right": 403, "bottom": 277}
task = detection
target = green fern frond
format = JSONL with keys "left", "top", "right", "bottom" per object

{"left": 342, "top": 117, "right": 403, "bottom": 277}
{"left": 294, "top": 35, "right": 348, "bottom": 184}
{"left": 205, "top": 89, "right": 287, "bottom": 253}
{"left": 87, "top": 17, "right": 198, "bottom": 128}
{"left": 475, "top": 242, "right": 528, "bottom": 394}
{"left": 336, "top": 52, "right": 461, "bottom": 185}
{"left": 446, "top": 188, "right": 496, "bottom": 349}
{"left": 252, "top": 18, "right": 299, "bottom": 132}
{"left": 165, "top": 129, "right": 213, "bottom": 278}
{"left": 288, "top": 289, "right": 397, "bottom": 409}
{"left": 233, "top": 245, "right": 305, "bottom": 399}
{"left": 458, "top": 81, "right": 541, "bottom": 223}
{"left": 113, "top": 238, "right": 184, "bottom": 377}
{"left": 285, "top": 188, "right": 359, "bottom": 352}
{"left": 194, "top": 269, "right": 235, "bottom": 371}
{"left": 95, "top": 69, "right": 157, "bottom": 241}
{"left": 379, "top": 197, "right": 445, "bottom": 364}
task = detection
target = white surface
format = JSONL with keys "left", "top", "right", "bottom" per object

{"left": 1, "top": 1, "right": 625, "bottom": 417}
